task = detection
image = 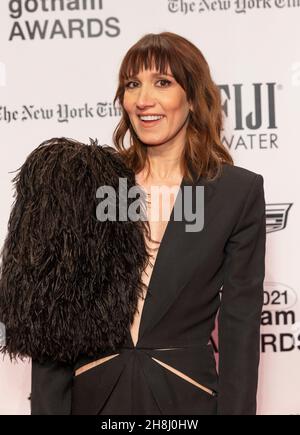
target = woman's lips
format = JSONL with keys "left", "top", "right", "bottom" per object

{"left": 138, "top": 116, "right": 165, "bottom": 128}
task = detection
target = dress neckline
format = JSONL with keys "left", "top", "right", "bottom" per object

{"left": 129, "top": 174, "right": 185, "bottom": 348}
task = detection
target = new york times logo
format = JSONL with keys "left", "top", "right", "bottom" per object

{"left": 0, "top": 322, "right": 6, "bottom": 346}
{"left": 167, "top": 0, "right": 300, "bottom": 14}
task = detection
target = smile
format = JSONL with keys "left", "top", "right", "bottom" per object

{"left": 138, "top": 115, "right": 165, "bottom": 127}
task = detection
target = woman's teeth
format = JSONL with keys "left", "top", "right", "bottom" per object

{"left": 139, "top": 115, "right": 164, "bottom": 121}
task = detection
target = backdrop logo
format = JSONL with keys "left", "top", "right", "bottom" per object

{"left": 266, "top": 203, "right": 293, "bottom": 233}
{"left": 220, "top": 82, "right": 279, "bottom": 151}
{"left": 8, "top": 0, "right": 121, "bottom": 41}
{"left": 0, "top": 102, "right": 122, "bottom": 124}
{"left": 167, "top": 0, "right": 300, "bottom": 14}
{"left": 261, "top": 282, "right": 300, "bottom": 353}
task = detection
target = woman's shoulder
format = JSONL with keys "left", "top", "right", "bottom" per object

{"left": 205, "top": 162, "right": 264, "bottom": 203}
{"left": 219, "top": 162, "right": 263, "bottom": 187}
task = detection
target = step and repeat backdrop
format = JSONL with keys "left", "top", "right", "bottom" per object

{"left": 0, "top": 0, "right": 299, "bottom": 415}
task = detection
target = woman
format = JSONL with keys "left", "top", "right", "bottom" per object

{"left": 18, "top": 32, "right": 266, "bottom": 415}
{"left": 107, "top": 32, "right": 265, "bottom": 415}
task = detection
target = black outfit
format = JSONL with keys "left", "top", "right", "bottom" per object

{"left": 31, "top": 163, "right": 266, "bottom": 415}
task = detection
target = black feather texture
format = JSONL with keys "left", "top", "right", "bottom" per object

{"left": 0, "top": 137, "right": 150, "bottom": 364}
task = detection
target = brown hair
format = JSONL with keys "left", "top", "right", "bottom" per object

{"left": 112, "top": 31, "right": 234, "bottom": 183}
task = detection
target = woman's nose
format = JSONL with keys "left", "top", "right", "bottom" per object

{"left": 135, "top": 84, "right": 155, "bottom": 108}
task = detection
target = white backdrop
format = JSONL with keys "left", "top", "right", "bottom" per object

{"left": 0, "top": 0, "right": 299, "bottom": 415}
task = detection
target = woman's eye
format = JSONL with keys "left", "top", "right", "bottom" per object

{"left": 125, "top": 79, "right": 171, "bottom": 89}
{"left": 157, "top": 79, "right": 171, "bottom": 87}
{"left": 125, "top": 81, "right": 138, "bottom": 89}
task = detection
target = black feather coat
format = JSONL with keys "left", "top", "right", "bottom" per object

{"left": 0, "top": 137, "right": 150, "bottom": 364}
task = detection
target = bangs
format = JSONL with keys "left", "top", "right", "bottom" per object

{"left": 115, "top": 33, "right": 193, "bottom": 103}
{"left": 120, "top": 38, "right": 180, "bottom": 83}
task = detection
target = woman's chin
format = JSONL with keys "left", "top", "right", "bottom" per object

{"left": 138, "top": 136, "right": 169, "bottom": 146}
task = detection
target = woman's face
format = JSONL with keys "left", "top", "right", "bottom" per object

{"left": 123, "top": 65, "right": 192, "bottom": 147}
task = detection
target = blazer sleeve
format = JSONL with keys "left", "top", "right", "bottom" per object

{"left": 217, "top": 174, "right": 266, "bottom": 415}
{"left": 31, "top": 359, "right": 74, "bottom": 415}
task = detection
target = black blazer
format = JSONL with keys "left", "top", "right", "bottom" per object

{"left": 31, "top": 163, "right": 266, "bottom": 415}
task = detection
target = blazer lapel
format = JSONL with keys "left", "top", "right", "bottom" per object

{"left": 137, "top": 173, "right": 216, "bottom": 345}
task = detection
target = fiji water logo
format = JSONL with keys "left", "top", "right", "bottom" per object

{"left": 220, "top": 82, "right": 278, "bottom": 130}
